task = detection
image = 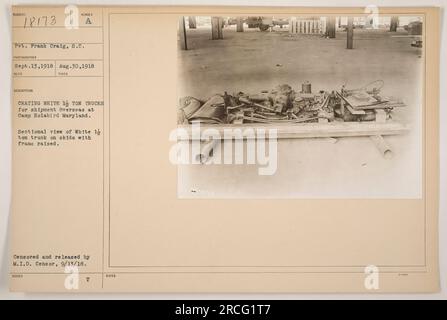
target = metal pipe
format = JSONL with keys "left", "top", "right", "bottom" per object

{"left": 369, "top": 135, "right": 393, "bottom": 158}
{"left": 196, "top": 139, "right": 220, "bottom": 164}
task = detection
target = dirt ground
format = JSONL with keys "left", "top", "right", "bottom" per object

{"left": 177, "top": 25, "right": 423, "bottom": 198}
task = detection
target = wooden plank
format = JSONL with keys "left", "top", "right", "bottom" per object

{"left": 178, "top": 121, "right": 410, "bottom": 140}
{"left": 343, "top": 94, "right": 378, "bottom": 108}
{"left": 179, "top": 17, "right": 188, "bottom": 50}
{"left": 337, "top": 92, "right": 366, "bottom": 114}
{"left": 354, "top": 102, "right": 406, "bottom": 110}
{"left": 345, "top": 103, "right": 366, "bottom": 115}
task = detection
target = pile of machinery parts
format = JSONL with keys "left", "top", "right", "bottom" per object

{"left": 178, "top": 81, "right": 406, "bottom": 125}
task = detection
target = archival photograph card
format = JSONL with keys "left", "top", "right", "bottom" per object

{"left": 9, "top": 6, "right": 439, "bottom": 292}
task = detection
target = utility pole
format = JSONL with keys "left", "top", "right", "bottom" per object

{"left": 327, "top": 16, "right": 336, "bottom": 38}
{"left": 179, "top": 17, "right": 187, "bottom": 50}
{"left": 390, "top": 16, "right": 399, "bottom": 32}
{"left": 211, "top": 16, "right": 223, "bottom": 40}
{"left": 236, "top": 17, "right": 244, "bottom": 32}
{"left": 347, "top": 17, "right": 354, "bottom": 49}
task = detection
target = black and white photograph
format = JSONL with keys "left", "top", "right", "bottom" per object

{"left": 177, "top": 15, "right": 424, "bottom": 198}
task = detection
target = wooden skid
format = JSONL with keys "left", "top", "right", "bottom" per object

{"left": 178, "top": 121, "right": 410, "bottom": 140}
